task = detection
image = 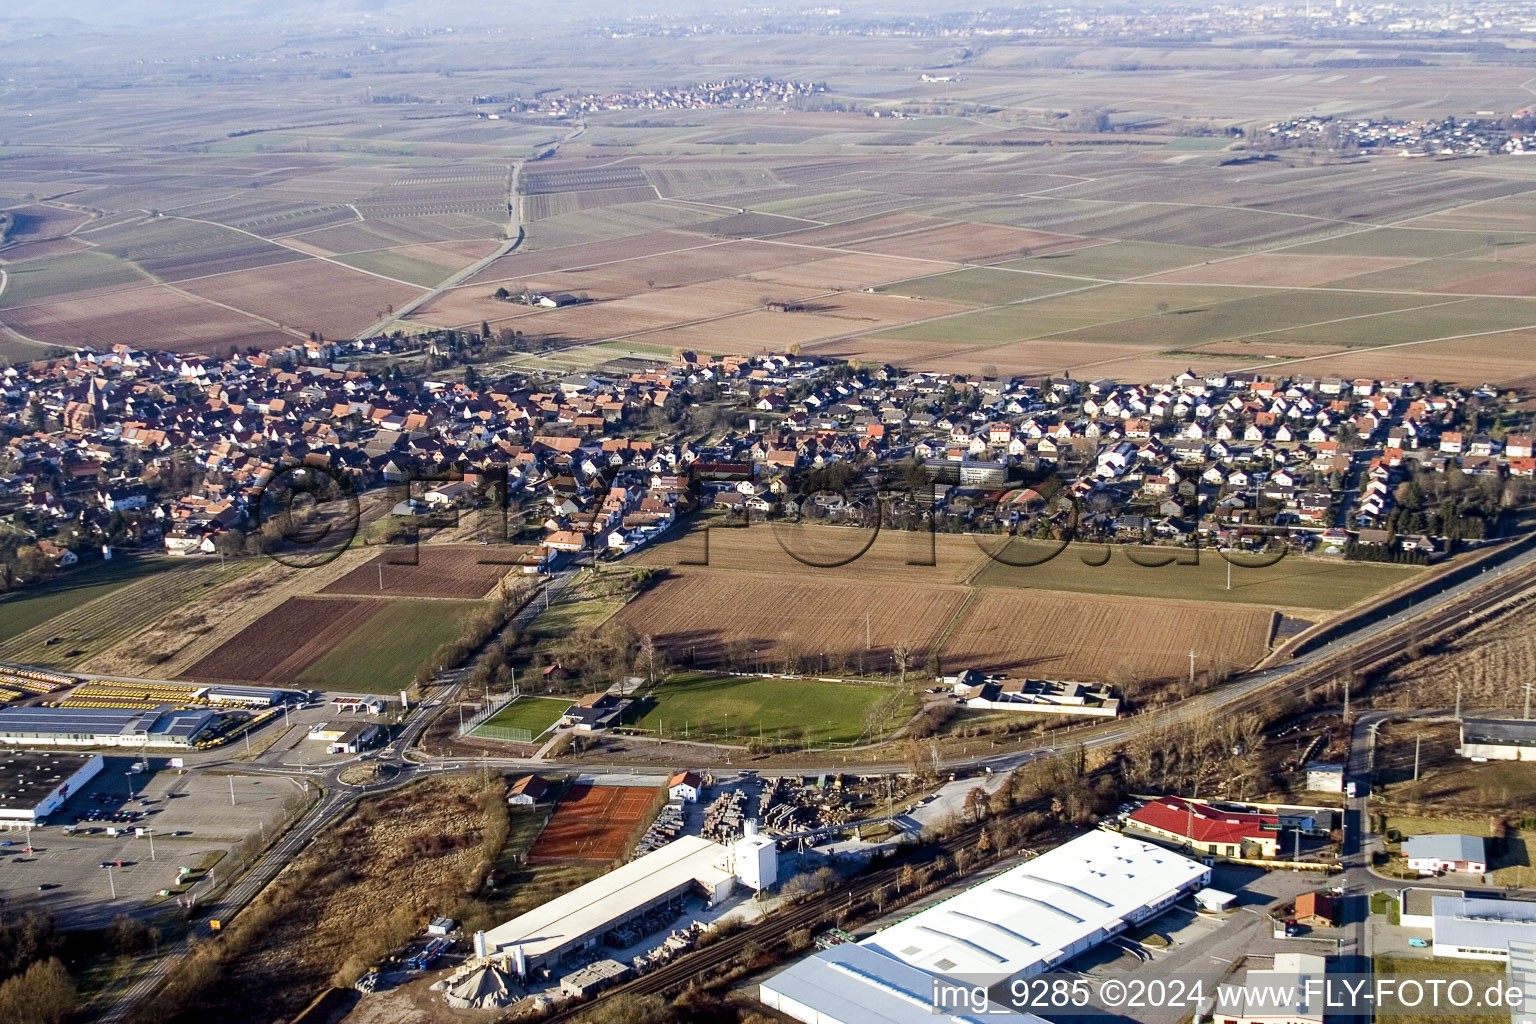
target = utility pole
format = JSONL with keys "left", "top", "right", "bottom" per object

{"left": 1525, "top": 679, "right": 1533, "bottom": 721}
{"left": 229, "top": 776, "right": 236, "bottom": 806}
{"left": 147, "top": 828, "right": 155, "bottom": 862}
{"left": 1456, "top": 679, "right": 1463, "bottom": 720}
{"left": 107, "top": 864, "right": 116, "bottom": 899}
{"left": 1227, "top": 557, "right": 1232, "bottom": 591}
{"left": 1343, "top": 672, "right": 1350, "bottom": 718}
{"left": 1188, "top": 650, "right": 1196, "bottom": 690}
{"left": 866, "top": 610, "right": 871, "bottom": 650}
{"left": 1413, "top": 735, "right": 1421, "bottom": 782}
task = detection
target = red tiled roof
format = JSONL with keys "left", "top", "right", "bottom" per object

{"left": 1128, "top": 797, "right": 1277, "bottom": 846}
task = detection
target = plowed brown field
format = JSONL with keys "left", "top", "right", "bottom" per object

{"left": 611, "top": 568, "right": 969, "bottom": 666}
{"left": 181, "top": 596, "right": 380, "bottom": 684}
{"left": 938, "top": 588, "right": 1274, "bottom": 684}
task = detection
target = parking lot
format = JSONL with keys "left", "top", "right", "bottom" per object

{"left": 1053, "top": 864, "right": 1339, "bottom": 1024}
{"left": 0, "top": 757, "right": 303, "bottom": 928}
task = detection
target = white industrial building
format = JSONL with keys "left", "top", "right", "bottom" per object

{"left": 480, "top": 833, "right": 776, "bottom": 974}
{"left": 1432, "top": 895, "right": 1536, "bottom": 961}
{"left": 864, "top": 830, "right": 1209, "bottom": 980}
{"left": 758, "top": 831, "right": 1208, "bottom": 1024}
{"left": 0, "top": 751, "right": 104, "bottom": 822}
{"left": 1508, "top": 940, "right": 1536, "bottom": 1024}
{"left": 0, "top": 706, "right": 217, "bottom": 748}
{"left": 759, "top": 943, "right": 1049, "bottom": 1024}
{"left": 1459, "top": 718, "right": 1536, "bottom": 761}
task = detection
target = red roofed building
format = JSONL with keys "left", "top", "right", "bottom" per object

{"left": 1126, "top": 797, "right": 1280, "bottom": 859}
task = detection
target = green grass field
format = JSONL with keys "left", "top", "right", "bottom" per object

{"left": 1292, "top": 226, "right": 1536, "bottom": 259}
{"left": 297, "top": 599, "right": 484, "bottom": 691}
{"left": 477, "top": 695, "right": 570, "bottom": 738}
{"left": 627, "top": 672, "right": 910, "bottom": 746}
{"left": 332, "top": 250, "right": 456, "bottom": 288}
{"left": 524, "top": 571, "right": 628, "bottom": 639}
{"left": 0, "top": 251, "right": 149, "bottom": 305}
{"left": 999, "top": 241, "right": 1231, "bottom": 280}
{"left": 972, "top": 540, "right": 1421, "bottom": 610}
{"left": 877, "top": 267, "right": 1091, "bottom": 306}
{"left": 1048, "top": 288, "right": 1439, "bottom": 347}
{"left": 873, "top": 282, "right": 1262, "bottom": 344}
{"left": 1260, "top": 295, "right": 1536, "bottom": 349}
{"left": 0, "top": 557, "right": 180, "bottom": 644}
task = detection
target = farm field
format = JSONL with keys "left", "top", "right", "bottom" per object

{"left": 295, "top": 599, "right": 486, "bottom": 692}
{"left": 0, "top": 283, "right": 295, "bottom": 353}
{"left": 998, "top": 241, "right": 1233, "bottom": 279}
{"left": 876, "top": 266, "right": 1094, "bottom": 306}
{"left": 855, "top": 221, "right": 1089, "bottom": 263}
{"left": 176, "top": 259, "right": 425, "bottom": 340}
{"left": 971, "top": 540, "right": 1422, "bottom": 611}
{"left": 609, "top": 567, "right": 970, "bottom": 667}
{"left": 181, "top": 596, "right": 381, "bottom": 685}
{"left": 870, "top": 283, "right": 1265, "bottom": 346}
{"left": 1143, "top": 253, "right": 1421, "bottom": 288}
{"left": 1255, "top": 328, "right": 1536, "bottom": 388}
{"left": 321, "top": 545, "right": 520, "bottom": 600}
{"left": 629, "top": 520, "right": 989, "bottom": 585}
{"left": 0, "top": 251, "right": 147, "bottom": 304}
{"left": 938, "top": 588, "right": 1275, "bottom": 684}
{"left": 0, "top": 558, "right": 260, "bottom": 668}
{"left": 529, "top": 784, "right": 658, "bottom": 863}
{"left": 0, "top": 557, "right": 182, "bottom": 645}
{"left": 626, "top": 672, "right": 908, "bottom": 746}
{"left": 474, "top": 696, "right": 570, "bottom": 740}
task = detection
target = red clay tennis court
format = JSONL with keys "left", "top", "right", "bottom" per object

{"left": 529, "top": 784, "right": 659, "bottom": 862}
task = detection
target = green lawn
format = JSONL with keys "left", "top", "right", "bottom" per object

{"left": 0, "top": 557, "right": 180, "bottom": 644}
{"left": 477, "top": 696, "right": 570, "bottom": 738}
{"left": 627, "top": 672, "right": 910, "bottom": 746}
{"left": 297, "top": 599, "right": 484, "bottom": 691}
{"left": 972, "top": 539, "right": 1421, "bottom": 610}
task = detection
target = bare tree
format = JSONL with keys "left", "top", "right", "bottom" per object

{"left": 892, "top": 642, "right": 913, "bottom": 686}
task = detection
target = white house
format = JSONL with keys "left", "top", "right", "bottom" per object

{"left": 668, "top": 770, "right": 702, "bottom": 803}
{"left": 1404, "top": 834, "right": 1487, "bottom": 876}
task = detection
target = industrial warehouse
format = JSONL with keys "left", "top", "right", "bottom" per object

{"left": 0, "top": 750, "right": 104, "bottom": 822}
{"left": 479, "top": 829, "right": 778, "bottom": 976}
{"left": 760, "top": 830, "right": 1210, "bottom": 1024}
{"left": 0, "top": 705, "right": 220, "bottom": 748}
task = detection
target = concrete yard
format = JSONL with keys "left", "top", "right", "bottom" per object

{"left": 0, "top": 756, "right": 304, "bottom": 927}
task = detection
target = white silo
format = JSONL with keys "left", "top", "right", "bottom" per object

{"left": 731, "top": 819, "right": 778, "bottom": 890}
